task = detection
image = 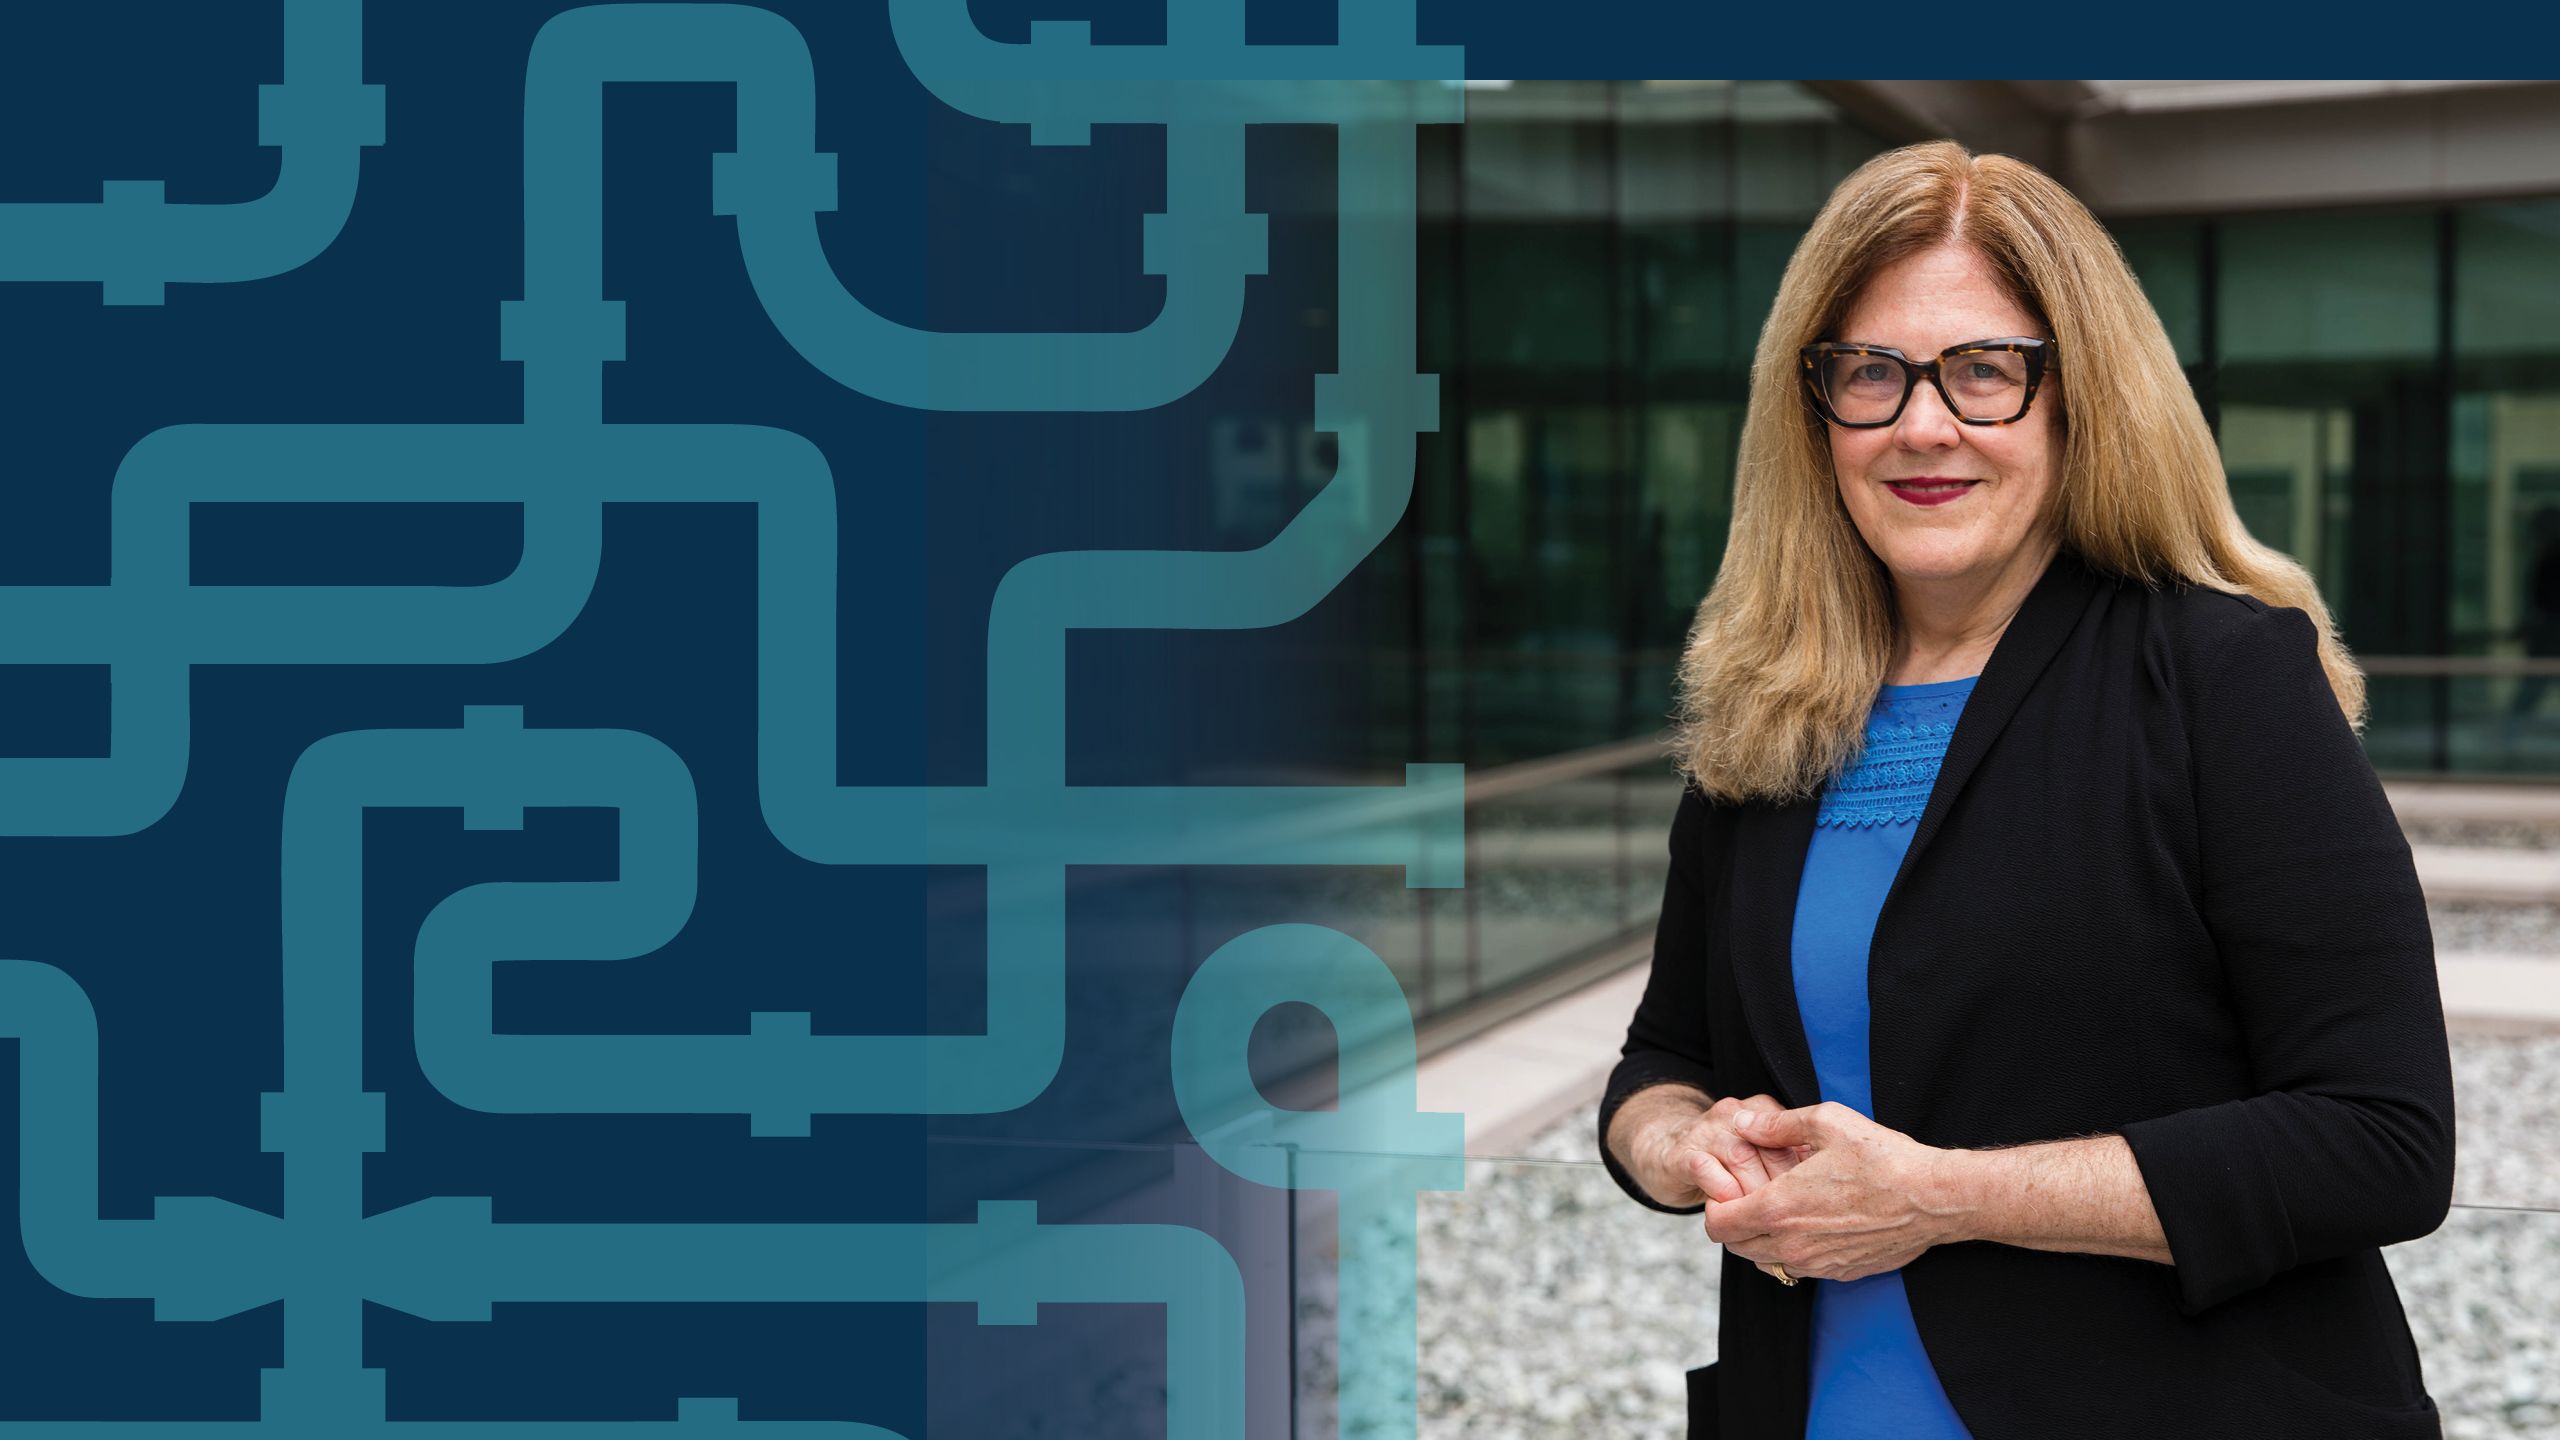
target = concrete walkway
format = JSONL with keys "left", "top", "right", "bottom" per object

{"left": 2413, "top": 846, "right": 2560, "bottom": 903}
{"left": 2383, "top": 779, "right": 2560, "bottom": 824}
{"left": 1416, "top": 962, "right": 1652, "bottom": 1158}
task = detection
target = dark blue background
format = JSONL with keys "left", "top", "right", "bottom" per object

{"left": 0, "top": 1, "right": 1365, "bottom": 1431}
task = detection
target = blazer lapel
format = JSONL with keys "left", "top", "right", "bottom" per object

{"left": 1884, "top": 548, "right": 2105, "bottom": 917}
{"left": 1722, "top": 548, "right": 2106, "bottom": 1112}
{"left": 1730, "top": 791, "right": 1825, "bottom": 1108}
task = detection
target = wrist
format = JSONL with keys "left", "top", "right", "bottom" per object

{"left": 1633, "top": 1114, "right": 1690, "bottom": 1200}
{"left": 1912, "top": 1144, "right": 1984, "bottom": 1245}
{"left": 1612, "top": 1088, "right": 1707, "bottom": 1196}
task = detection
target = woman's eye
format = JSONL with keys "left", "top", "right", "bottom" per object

{"left": 1853, "top": 363, "right": 1893, "bottom": 383}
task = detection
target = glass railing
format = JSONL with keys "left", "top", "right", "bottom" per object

{"left": 1458, "top": 740, "right": 1686, "bottom": 1009}
{"left": 915, "top": 1087, "right": 2556, "bottom": 1438}
{"left": 1181, "top": 737, "right": 1687, "bottom": 1091}
{"left": 1278, "top": 1145, "right": 2560, "bottom": 1438}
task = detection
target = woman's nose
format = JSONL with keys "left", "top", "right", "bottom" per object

{"left": 1894, "top": 377, "right": 1965, "bottom": 449}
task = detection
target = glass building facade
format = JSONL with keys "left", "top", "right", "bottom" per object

{"left": 1381, "top": 81, "right": 1891, "bottom": 770}
{"left": 2124, "top": 201, "right": 2560, "bottom": 775}
{"left": 1323, "top": 81, "right": 2560, "bottom": 783}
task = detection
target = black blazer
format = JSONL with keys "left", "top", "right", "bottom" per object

{"left": 1598, "top": 546, "right": 2457, "bottom": 1439}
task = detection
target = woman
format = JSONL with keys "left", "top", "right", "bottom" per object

{"left": 1596, "top": 139, "right": 2455, "bottom": 1440}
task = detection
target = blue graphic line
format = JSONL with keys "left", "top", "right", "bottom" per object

{"left": 0, "top": 0, "right": 385, "bottom": 306}
{"left": 0, "top": 420, "right": 1461, "bottom": 879}
{"left": 1173, "top": 924, "right": 1466, "bottom": 1440}
{"left": 886, "top": 2, "right": 1469, "bottom": 131}
{"left": 5, "top": 900, "right": 1249, "bottom": 1432}
{"left": 506, "top": 3, "right": 1265, "bottom": 416}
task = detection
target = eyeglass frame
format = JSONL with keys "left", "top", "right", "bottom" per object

{"left": 1797, "top": 336, "right": 2060, "bottom": 428}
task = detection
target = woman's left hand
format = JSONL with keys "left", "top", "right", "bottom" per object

{"left": 1701, "top": 1101, "right": 1969, "bottom": 1285}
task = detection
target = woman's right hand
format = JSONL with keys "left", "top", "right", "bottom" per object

{"left": 1636, "top": 1093, "right": 1810, "bottom": 1208}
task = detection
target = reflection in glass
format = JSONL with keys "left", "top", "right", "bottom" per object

{"left": 2457, "top": 202, "right": 2560, "bottom": 770}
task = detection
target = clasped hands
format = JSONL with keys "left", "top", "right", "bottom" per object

{"left": 1668, "top": 1095, "right": 1967, "bottom": 1286}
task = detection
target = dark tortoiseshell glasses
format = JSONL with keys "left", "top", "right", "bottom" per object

{"left": 1799, "top": 337, "right": 2059, "bottom": 427}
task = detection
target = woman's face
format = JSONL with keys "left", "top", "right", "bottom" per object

{"left": 1824, "top": 242, "right": 2064, "bottom": 592}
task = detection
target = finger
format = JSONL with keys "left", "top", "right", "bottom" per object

{"left": 1737, "top": 1099, "right": 1803, "bottom": 1183}
{"left": 1704, "top": 1189, "right": 1762, "bottom": 1239}
{"left": 1736, "top": 1105, "right": 1818, "bottom": 1148}
{"left": 1726, "top": 1097, "right": 1796, "bottom": 1185}
{"left": 1688, "top": 1151, "right": 1743, "bottom": 1204}
{"left": 1720, "top": 1231, "right": 1778, "bottom": 1265}
{"left": 1719, "top": 1128, "right": 1775, "bottom": 1191}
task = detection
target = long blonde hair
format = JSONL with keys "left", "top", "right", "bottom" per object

{"left": 1671, "top": 139, "right": 2362, "bottom": 805}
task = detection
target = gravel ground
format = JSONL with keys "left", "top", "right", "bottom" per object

{"left": 1289, "top": 1030, "right": 2560, "bottom": 1438}
{"left": 2432, "top": 900, "right": 2560, "bottom": 956}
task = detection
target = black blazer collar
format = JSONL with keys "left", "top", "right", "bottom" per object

{"left": 1725, "top": 547, "right": 2108, "bottom": 1109}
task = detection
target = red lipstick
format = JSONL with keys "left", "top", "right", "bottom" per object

{"left": 1885, "top": 478, "right": 1981, "bottom": 507}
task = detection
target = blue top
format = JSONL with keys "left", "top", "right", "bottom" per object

{"left": 1790, "top": 674, "right": 1979, "bottom": 1439}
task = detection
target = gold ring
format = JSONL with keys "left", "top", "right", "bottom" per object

{"left": 1771, "top": 1263, "right": 1797, "bottom": 1286}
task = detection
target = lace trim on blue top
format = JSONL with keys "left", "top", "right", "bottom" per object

{"left": 1813, "top": 675, "right": 1978, "bottom": 829}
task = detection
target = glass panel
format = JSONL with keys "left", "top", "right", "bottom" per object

{"left": 1363, "top": 84, "right": 1898, "bottom": 1012}
{"left": 1731, "top": 85, "right": 1885, "bottom": 363}
{"left": 2217, "top": 209, "right": 2447, "bottom": 767}
{"left": 1454, "top": 84, "right": 1626, "bottom": 762}
{"left": 1456, "top": 82, "right": 1619, "bottom": 221}
{"left": 2221, "top": 210, "right": 2438, "bottom": 365}
{"left": 2216, "top": 402, "right": 2350, "bottom": 606}
{"left": 1614, "top": 79, "right": 1734, "bottom": 228}
{"left": 1462, "top": 225, "right": 1614, "bottom": 371}
{"left": 1465, "top": 773, "right": 1637, "bottom": 999}
{"left": 2112, "top": 218, "right": 2205, "bottom": 368}
{"left": 1288, "top": 1097, "right": 2560, "bottom": 1436}
{"left": 1617, "top": 81, "right": 1748, "bottom": 744}
{"left": 2454, "top": 202, "right": 2560, "bottom": 773}
{"left": 1290, "top": 1139, "right": 1714, "bottom": 1437}
{"left": 1616, "top": 763, "right": 1690, "bottom": 930}
{"left": 1731, "top": 81, "right": 1884, "bottom": 219}
{"left": 1463, "top": 404, "right": 1630, "bottom": 761}
{"left": 2393, "top": 1202, "right": 2560, "bottom": 1434}
{"left": 1171, "top": 755, "right": 1683, "bottom": 1036}
{"left": 1428, "top": 82, "right": 1890, "bottom": 767}
{"left": 1637, "top": 401, "right": 1738, "bottom": 651}
{"left": 1627, "top": 222, "right": 1739, "bottom": 375}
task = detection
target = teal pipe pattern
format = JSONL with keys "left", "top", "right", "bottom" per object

{"left": 0, "top": 3, "right": 1468, "bottom": 1434}
{"left": 0, "top": 0, "right": 384, "bottom": 305}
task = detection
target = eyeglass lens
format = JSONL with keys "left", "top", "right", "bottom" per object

{"left": 1821, "top": 349, "right": 2030, "bottom": 423}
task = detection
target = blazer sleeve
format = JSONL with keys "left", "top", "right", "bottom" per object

{"left": 1596, "top": 778, "right": 1726, "bottom": 1214}
{"left": 2117, "top": 602, "right": 2457, "bottom": 1318}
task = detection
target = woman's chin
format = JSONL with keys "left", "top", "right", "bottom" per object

{"left": 1872, "top": 542, "right": 1994, "bottom": 587}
